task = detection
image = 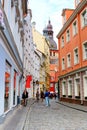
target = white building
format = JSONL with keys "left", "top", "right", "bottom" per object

{"left": 23, "top": 8, "right": 41, "bottom": 98}
{"left": 0, "top": 0, "right": 27, "bottom": 116}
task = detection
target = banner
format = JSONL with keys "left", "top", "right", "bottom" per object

{"left": 25, "top": 75, "right": 32, "bottom": 88}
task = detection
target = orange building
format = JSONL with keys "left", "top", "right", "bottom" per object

{"left": 57, "top": 0, "right": 87, "bottom": 105}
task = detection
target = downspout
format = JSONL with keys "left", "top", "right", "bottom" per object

{"left": 77, "top": 14, "right": 83, "bottom": 105}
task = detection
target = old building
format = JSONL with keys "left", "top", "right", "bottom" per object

{"left": 43, "top": 20, "right": 59, "bottom": 93}
{"left": 0, "top": 0, "right": 28, "bottom": 116}
{"left": 57, "top": 0, "right": 87, "bottom": 105}
{"left": 32, "top": 25, "right": 50, "bottom": 91}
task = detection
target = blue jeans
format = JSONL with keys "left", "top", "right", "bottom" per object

{"left": 45, "top": 97, "right": 50, "bottom": 106}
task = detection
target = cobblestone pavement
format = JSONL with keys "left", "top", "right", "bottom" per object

{"left": 23, "top": 99, "right": 87, "bottom": 130}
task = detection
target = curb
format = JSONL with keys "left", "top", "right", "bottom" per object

{"left": 56, "top": 101, "right": 87, "bottom": 113}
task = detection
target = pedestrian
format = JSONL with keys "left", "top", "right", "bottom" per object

{"left": 45, "top": 89, "right": 50, "bottom": 106}
{"left": 22, "top": 88, "right": 28, "bottom": 106}
{"left": 40, "top": 90, "right": 44, "bottom": 102}
{"left": 36, "top": 89, "right": 39, "bottom": 102}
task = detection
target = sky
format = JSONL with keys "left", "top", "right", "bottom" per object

{"left": 29, "top": 0, "right": 75, "bottom": 43}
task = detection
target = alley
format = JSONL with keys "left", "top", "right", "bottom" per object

{"left": 23, "top": 99, "right": 87, "bottom": 130}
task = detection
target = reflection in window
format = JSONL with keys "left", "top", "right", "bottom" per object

{"left": 4, "top": 61, "right": 11, "bottom": 112}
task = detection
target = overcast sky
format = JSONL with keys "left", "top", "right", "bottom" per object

{"left": 29, "top": 0, "right": 75, "bottom": 42}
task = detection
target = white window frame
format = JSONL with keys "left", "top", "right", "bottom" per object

{"left": 74, "top": 48, "right": 79, "bottom": 65}
{"left": 62, "top": 57, "right": 65, "bottom": 70}
{"left": 61, "top": 36, "right": 64, "bottom": 48}
{"left": 74, "top": 78, "right": 80, "bottom": 97}
{"left": 83, "top": 75, "right": 87, "bottom": 97}
{"left": 62, "top": 81, "right": 66, "bottom": 96}
{"left": 66, "top": 29, "right": 70, "bottom": 43}
{"left": 83, "top": 41, "right": 87, "bottom": 60}
{"left": 81, "top": 8, "right": 87, "bottom": 28}
{"left": 67, "top": 53, "right": 71, "bottom": 68}
{"left": 72, "top": 20, "right": 78, "bottom": 36}
{"left": 68, "top": 80, "right": 72, "bottom": 96}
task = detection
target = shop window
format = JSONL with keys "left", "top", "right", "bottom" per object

{"left": 13, "top": 70, "right": 17, "bottom": 105}
{"left": 75, "top": 78, "right": 80, "bottom": 99}
{"left": 68, "top": 80, "right": 72, "bottom": 98}
{"left": 83, "top": 76, "right": 87, "bottom": 98}
{"left": 4, "top": 61, "right": 11, "bottom": 112}
{"left": 62, "top": 81, "right": 66, "bottom": 97}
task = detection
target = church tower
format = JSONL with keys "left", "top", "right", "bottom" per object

{"left": 43, "top": 20, "right": 57, "bottom": 50}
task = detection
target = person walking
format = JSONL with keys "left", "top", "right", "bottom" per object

{"left": 45, "top": 89, "right": 50, "bottom": 106}
{"left": 22, "top": 88, "right": 28, "bottom": 106}
{"left": 36, "top": 89, "right": 39, "bottom": 102}
{"left": 40, "top": 90, "right": 44, "bottom": 102}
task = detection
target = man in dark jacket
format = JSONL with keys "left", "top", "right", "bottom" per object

{"left": 22, "top": 88, "right": 28, "bottom": 106}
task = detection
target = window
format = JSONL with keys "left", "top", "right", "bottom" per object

{"left": 83, "top": 76, "right": 87, "bottom": 98}
{"left": 67, "top": 54, "right": 71, "bottom": 67}
{"left": 61, "top": 36, "right": 64, "bottom": 47}
{"left": 62, "top": 81, "right": 66, "bottom": 96}
{"left": 53, "top": 52, "right": 55, "bottom": 56}
{"left": 81, "top": 9, "right": 87, "bottom": 28}
{"left": 73, "top": 21, "right": 77, "bottom": 36}
{"left": 62, "top": 58, "right": 65, "bottom": 70}
{"left": 66, "top": 29, "right": 70, "bottom": 42}
{"left": 68, "top": 80, "right": 72, "bottom": 97}
{"left": 74, "top": 48, "right": 79, "bottom": 64}
{"left": 75, "top": 78, "right": 80, "bottom": 98}
{"left": 4, "top": 61, "right": 11, "bottom": 112}
{"left": 50, "top": 52, "right": 52, "bottom": 56}
{"left": 83, "top": 42, "right": 87, "bottom": 60}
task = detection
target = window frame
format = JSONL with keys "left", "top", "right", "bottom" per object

{"left": 83, "top": 41, "right": 87, "bottom": 60}
{"left": 66, "top": 28, "right": 70, "bottom": 43}
{"left": 74, "top": 47, "right": 79, "bottom": 65}
{"left": 72, "top": 19, "right": 78, "bottom": 36}
{"left": 62, "top": 57, "right": 65, "bottom": 70}
{"left": 61, "top": 35, "right": 64, "bottom": 48}
{"left": 81, "top": 8, "right": 87, "bottom": 28}
{"left": 67, "top": 53, "right": 71, "bottom": 68}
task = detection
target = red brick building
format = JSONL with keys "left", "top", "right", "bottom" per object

{"left": 57, "top": 0, "right": 87, "bottom": 105}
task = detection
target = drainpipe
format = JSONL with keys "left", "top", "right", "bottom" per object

{"left": 77, "top": 13, "right": 83, "bottom": 105}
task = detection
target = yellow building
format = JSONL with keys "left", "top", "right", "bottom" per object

{"left": 32, "top": 26, "right": 50, "bottom": 91}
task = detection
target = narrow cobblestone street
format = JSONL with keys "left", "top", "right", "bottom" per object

{"left": 23, "top": 99, "right": 87, "bottom": 130}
